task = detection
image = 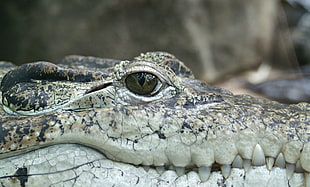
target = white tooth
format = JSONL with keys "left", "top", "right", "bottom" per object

{"left": 221, "top": 164, "right": 231, "bottom": 179}
{"left": 282, "top": 141, "right": 303, "bottom": 164}
{"left": 275, "top": 153, "right": 285, "bottom": 168}
{"left": 305, "top": 173, "right": 310, "bottom": 187}
{"left": 295, "top": 160, "right": 304, "bottom": 173}
{"left": 143, "top": 165, "right": 150, "bottom": 172}
{"left": 252, "top": 144, "right": 265, "bottom": 166}
{"left": 266, "top": 157, "right": 275, "bottom": 171}
{"left": 232, "top": 155, "right": 243, "bottom": 168}
{"left": 198, "top": 166, "right": 211, "bottom": 182}
{"left": 243, "top": 159, "right": 251, "bottom": 172}
{"left": 168, "top": 165, "right": 175, "bottom": 170}
{"left": 286, "top": 163, "right": 295, "bottom": 179}
{"left": 156, "top": 166, "right": 165, "bottom": 174}
{"left": 175, "top": 166, "right": 185, "bottom": 176}
{"left": 300, "top": 143, "right": 310, "bottom": 172}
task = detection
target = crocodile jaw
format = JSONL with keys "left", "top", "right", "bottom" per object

{"left": 0, "top": 144, "right": 307, "bottom": 186}
{"left": 1, "top": 98, "right": 309, "bottom": 186}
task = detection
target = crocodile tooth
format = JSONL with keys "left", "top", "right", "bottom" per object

{"left": 232, "top": 155, "right": 243, "bottom": 168}
{"left": 295, "top": 160, "right": 304, "bottom": 173}
{"left": 252, "top": 144, "right": 265, "bottom": 166}
{"left": 168, "top": 165, "right": 175, "bottom": 170}
{"left": 285, "top": 163, "right": 295, "bottom": 179}
{"left": 243, "top": 159, "right": 251, "bottom": 172}
{"left": 143, "top": 165, "right": 150, "bottom": 172}
{"left": 198, "top": 166, "right": 211, "bottom": 182}
{"left": 274, "top": 153, "right": 285, "bottom": 168}
{"left": 221, "top": 164, "right": 231, "bottom": 179}
{"left": 175, "top": 166, "right": 185, "bottom": 176}
{"left": 300, "top": 143, "right": 310, "bottom": 172}
{"left": 266, "top": 157, "right": 275, "bottom": 171}
{"left": 156, "top": 166, "right": 165, "bottom": 174}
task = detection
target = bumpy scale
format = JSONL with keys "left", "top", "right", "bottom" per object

{"left": 0, "top": 52, "right": 309, "bottom": 186}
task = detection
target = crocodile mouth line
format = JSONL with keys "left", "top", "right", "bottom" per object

{"left": 95, "top": 140, "right": 309, "bottom": 184}
{"left": 1, "top": 143, "right": 308, "bottom": 186}
{"left": 131, "top": 152, "right": 309, "bottom": 183}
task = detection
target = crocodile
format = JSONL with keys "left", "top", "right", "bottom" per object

{"left": 0, "top": 52, "right": 309, "bottom": 186}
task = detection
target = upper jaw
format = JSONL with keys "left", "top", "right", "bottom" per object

{"left": 61, "top": 92, "right": 309, "bottom": 183}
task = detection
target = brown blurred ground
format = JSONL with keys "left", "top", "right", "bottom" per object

{"left": 0, "top": 0, "right": 280, "bottom": 82}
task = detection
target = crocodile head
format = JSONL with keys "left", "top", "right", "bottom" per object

{"left": 0, "top": 52, "right": 309, "bottom": 186}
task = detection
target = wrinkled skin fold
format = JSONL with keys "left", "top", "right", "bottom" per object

{"left": 0, "top": 52, "right": 309, "bottom": 186}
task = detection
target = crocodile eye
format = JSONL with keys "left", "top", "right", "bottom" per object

{"left": 125, "top": 72, "right": 161, "bottom": 96}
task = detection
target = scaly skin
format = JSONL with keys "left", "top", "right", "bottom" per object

{"left": 0, "top": 52, "right": 309, "bottom": 186}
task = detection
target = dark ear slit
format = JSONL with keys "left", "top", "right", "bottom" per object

{"left": 85, "top": 82, "right": 113, "bottom": 94}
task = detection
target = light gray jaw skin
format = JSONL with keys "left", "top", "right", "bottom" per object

{"left": 0, "top": 144, "right": 306, "bottom": 187}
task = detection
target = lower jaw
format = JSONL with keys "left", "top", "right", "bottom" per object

{"left": 150, "top": 166, "right": 306, "bottom": 186}
{"left": 0, "top": 144, "right": 307, "bottom": 186}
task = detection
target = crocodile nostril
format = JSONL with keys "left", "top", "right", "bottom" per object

{"left": 85, "top": 82, "right": 113, "bottom": 94}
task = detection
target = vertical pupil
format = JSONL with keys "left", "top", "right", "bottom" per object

{"left": 138, "top": 73, "right": 146, "bottom": 86}
{"left": 125, "top": 72, "right": 159, "bottom": 96}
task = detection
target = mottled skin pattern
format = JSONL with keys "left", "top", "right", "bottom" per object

{"left": 0, "top": 52, "right": 309, "bottom": 186}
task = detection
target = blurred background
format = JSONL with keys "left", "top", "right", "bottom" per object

{"left": 0, "top": 0, "right": 309, "bottom": 103}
